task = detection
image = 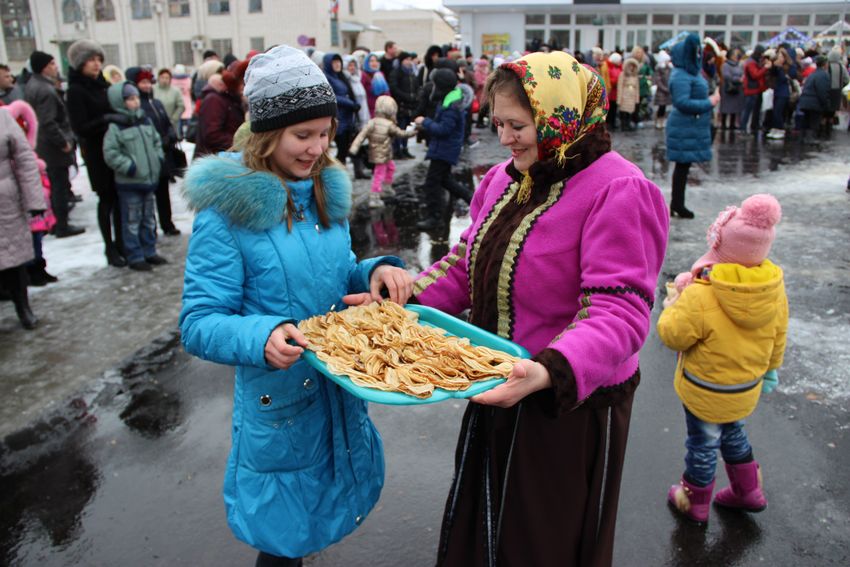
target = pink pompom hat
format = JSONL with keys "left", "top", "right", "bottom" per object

{"left": 691, "top": 194, "right": 782, "bottom": 275}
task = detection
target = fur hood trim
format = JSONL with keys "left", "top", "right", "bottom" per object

{"left": 183, "top": 155, "right": 352, "bottom": 231}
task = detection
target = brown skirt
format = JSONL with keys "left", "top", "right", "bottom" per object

{"left": 435, "top": 378, "right": 637, "bottom": 567}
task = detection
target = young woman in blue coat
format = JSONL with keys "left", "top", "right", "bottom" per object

{"left": 179, "top": 45, "right": 413, "bottom": 567}
{"left": 666, "top": 33, "right": 720, "bottom": 219}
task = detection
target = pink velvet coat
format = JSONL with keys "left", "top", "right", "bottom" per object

{"left": 414, "top": 151, "right": 669, "bottom": 403}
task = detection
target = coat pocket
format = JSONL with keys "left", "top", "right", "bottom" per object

{"left": 239, "top": 381, "right": 332, "bottom": 474}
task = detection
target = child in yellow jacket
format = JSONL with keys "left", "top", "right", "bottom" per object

{"left": 658, "top": 193, "right": 788, "bottom": 525}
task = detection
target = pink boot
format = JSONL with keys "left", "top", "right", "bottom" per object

{"left": 714, "top": 461, "right": 767, "bottom": 512}
{"left": 667, "top": 477, "right": 715, "bottom": 524}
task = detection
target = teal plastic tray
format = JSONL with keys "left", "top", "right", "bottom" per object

{"left": 302, "top": 304, "right": 530, "bottom": 405}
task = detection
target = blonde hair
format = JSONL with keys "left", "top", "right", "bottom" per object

{"left": 239, "top": 119, "right": 339, "bottom": 231}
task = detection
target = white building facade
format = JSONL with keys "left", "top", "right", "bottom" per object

{"left": 445, "top": 0, "right": 850, "bottom": 56}
{"left": 0, "top": 0, "right": 375, "bottom": 72}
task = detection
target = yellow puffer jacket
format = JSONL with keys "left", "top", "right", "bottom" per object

{"left": 657, "top": 260, "right": 788, "bottom": 423}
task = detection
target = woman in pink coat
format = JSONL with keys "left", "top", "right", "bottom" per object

{"left": 413, "top": 52, "right": 669, "bottom": 566}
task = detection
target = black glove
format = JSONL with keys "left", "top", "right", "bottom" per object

{"left": 105, "top": 113, "right": 132, "bottom": 126}
{"left": 29, "top": 209, "right": 46, "bottom": 217}
{"left": 353, "top": 102, "right": 361, "bottom": 113}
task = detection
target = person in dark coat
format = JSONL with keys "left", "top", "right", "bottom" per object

{"left": 666, "top": 33, "right": 719, "bottom": 219}
{"left": 66, "top": 39, "right": 127, "bottom": 265}
{"left": 413, "top": 68, "right": 471, "bottom": 231}
{"left": 380, "top": 41, "right": 398, "bottom": 79}
{"left": 418, "top": 45, "right": 442, "bottom": 85}
{"left": 126, "top": 67, "right": 180, "bottom": 236}
{"left": 322, "top": 53, "right": 365, "bottom": 176}
{"left": 193, "top": 70, "right": 244, "bottom": 159}
{"left": 388, "top": 51, "right": 419, "bottom": 159}
{"left": 798, "top": 56, "right": 831, "bottom": 142}
{"left": 415, "top": 57, "right": 459, "bottom": 145}
{"left": 23, "top": 50, "right": 84, "bottom": 238}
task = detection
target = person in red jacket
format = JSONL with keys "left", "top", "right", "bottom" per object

{"left": 604, "top": 52, "right": 623, "bottom": 130}
{"left": 193, "top": 65, "right": 246, "bottom": 159}
{"left": 740, "top": 45, "right": 772, "bottom": 135}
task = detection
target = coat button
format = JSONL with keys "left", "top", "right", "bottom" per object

{"left": 286, "top": 418, "right": 294, "bottom": 426}
{"left": 303, "top": 378, "right": 314, "bottom": 390}
{"left": 260, "top": 394, "right": 271, "bottom": 406}
{"left": 355, "top": 515, "right": 363, "bottom": 525}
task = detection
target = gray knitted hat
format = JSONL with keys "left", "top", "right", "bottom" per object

{"left": 67, "top": 39, "right": 105, "bottom": 70}
{"left": 244, "top": 45, "right": 337, "bottom": 133}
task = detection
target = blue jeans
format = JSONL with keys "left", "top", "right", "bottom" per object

{"left": 119, "top": 189, "right": 158, "bottom": 263}
{"left": 740, "top": 94, "right": 762, "bottom": 133}
{"left": 683, "top": 406, "right": 753, "bottom": 487}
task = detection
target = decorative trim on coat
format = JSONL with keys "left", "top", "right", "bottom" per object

{"left": 496, "top": 180, "right": 565, "bottom": 339}
{"left": 183, "top": 155, "right": 352, "bottom": 231}
{"left": 467, "top": 182, "right": 516, "bottom": 305}
{"left": 415, "top": 241, "right": 468, "bottom": 295}
{"left": 582, "top": 285, "right": 655, "bottom": 310}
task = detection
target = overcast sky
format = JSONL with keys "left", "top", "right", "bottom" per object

{"left": 372, "top": 0, "right": 445, "bottom": 9}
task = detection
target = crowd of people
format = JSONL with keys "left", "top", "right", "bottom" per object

{"left": 0, "top": 30, "right": 804, "bottom": 567}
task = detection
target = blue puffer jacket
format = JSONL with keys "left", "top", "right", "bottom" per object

{"left": 179, "top": 155, "right": 403, "bottom": 558}
{"left": 422, "top": 87, "right": 465, "bottom": 165}
{"left": 323, "top": 53, "right": 359, "bottom": 134}
{"left": 666, "top": 33, "right": 713, "bottom": 164}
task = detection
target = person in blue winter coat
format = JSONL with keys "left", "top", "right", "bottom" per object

{"left": 322, "top": 53, "right": 361, "bottom": 172}
{"left": 413, "top": 67, "right": 473, "bottom": 230}
{"left": 666, "top": 33, "right": 720, "bottom": 219}
{"left": 798, "top": 56, "right": 831, "bottom": 142}
{"left": 179, "top": 45, "right": 414, "bottom": 567}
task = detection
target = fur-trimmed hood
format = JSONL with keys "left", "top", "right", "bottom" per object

{"left": 183, "top": 155, "right": 352, "bottom": 231}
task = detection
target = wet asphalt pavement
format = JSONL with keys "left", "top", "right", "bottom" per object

{"left": 2, "top": 126, "right": 849, "bottom": 566}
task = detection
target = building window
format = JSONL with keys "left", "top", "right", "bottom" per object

{"left": 787, "top": 15, "right": 810, "bottom": 26}
{"left": 95, "top": 0, "right": 115, "bottom": 20}
{"left": 526, "top": 14, "right": 545, "bottom": 25}
{"left": 651, "top": 30, "right": 673, "bottom": 51}
{"left": 347, "top": 0, "right": 352, "bottom": 16}
{"left": 168, "top": 0, "right": 189, "bottom": 17}
{"left": 732, "top": 15, "right": 754, "bottom": 26}
{"left": 250, "top": 0, "right": 262, "bottom": 13}
{"left": 211, "top": 38, "right": 232, "bottom": 56}
{"left": 815, "top": 14, "right": 839, "bottom": 26}
{"left": 330, "top": 18, "right": 339, "bottom": 47}
{"left": 131, "top": 0, "right": 152, "bottom": 19}
{"left": 575, "top": 14, "right": 594, "bottom": 25}
{"left": 62, "top": 0, "right": 82, "bottom": 23}
{"left": 730, "top": 31, "right": 753, "bottom": 46}
{"left": 173, "top": 41, "right": 193, "bottom": 65}
{"left": 706, "top": 30, "right": 727, "bottom": 43}
{"left": 757, "top": 30, "right": 780, "bottom": 42}
{"left": 679, "top": 14, "right": 700, "bottom": 26}
{"left": 136, "top": 42, "right": 156, "bottom": 66}
{"left": 103, "top": 43, "right": 120, "bottom": 65}
{"left": 759, "top": 14, "right": 782, "bottom": 26}
{"left": 705, "top": 15, "right": 726, "bottom": 26}
{"left": 550, "top": 30, "right": 570, "bottom": 50}
{"left": 525, "top": 29, "right": 544, "bottom": 51}
{"left": 1, "top": 0, "right": 36, "bottom": 61}
{"left": 627, "top": 30, "right": 648, "bottom": 50}
{"left": 602, "top": 14, "right": 620, "bottom": 25}
{"left": 551, "top": 14, "right": 570, "bottom": 25}
{"left": 208, "top": 0, "right": 229, "bottom": 15}
{"left": 250, "top": 37, "right": 264, "bottom": 51}
{"left": 652, "top": 14, "right": 673, "bottom": 26}
{"left": 626, "top": 14, "right": 647, "bottom": 25}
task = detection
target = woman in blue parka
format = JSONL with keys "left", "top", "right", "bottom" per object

{"left": 666, "top": 33, "right": 720, "bottom": 219}
{"left": 179, "top": 45, "right": 413, "bottom": 567}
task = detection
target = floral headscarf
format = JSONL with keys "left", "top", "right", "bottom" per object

{"left": 502, "top": 51, "right": 608, "bottom": 203}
